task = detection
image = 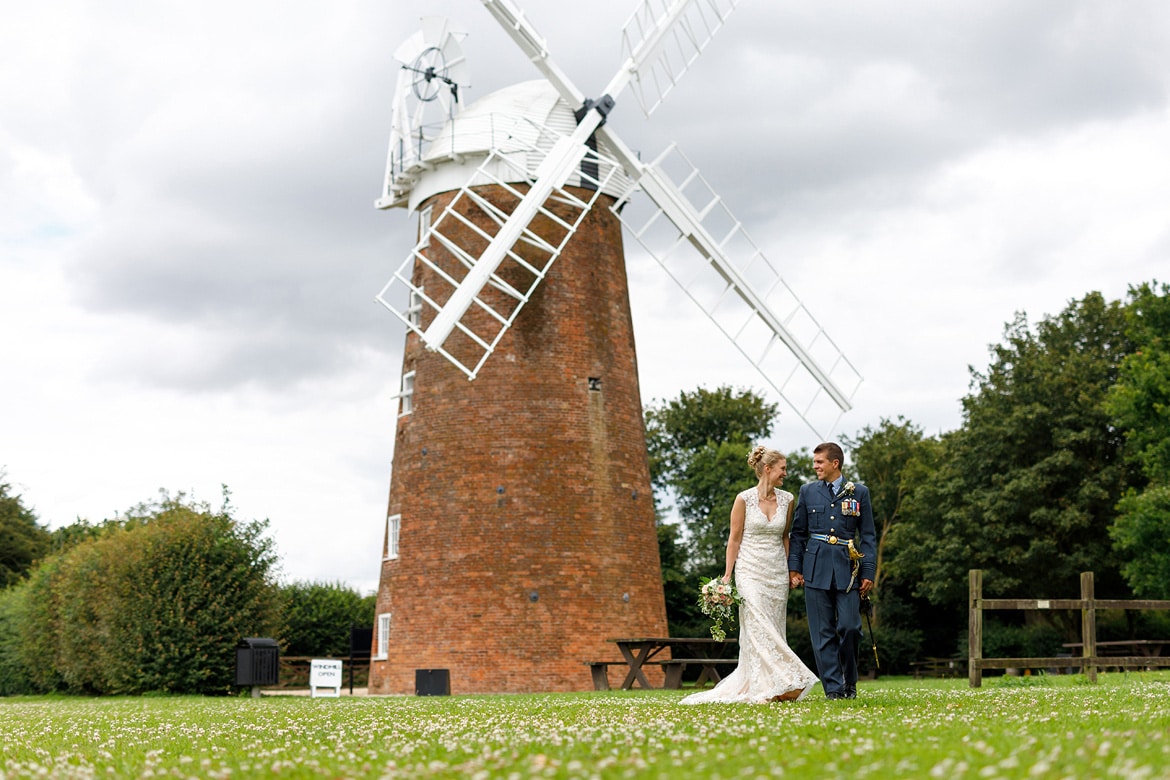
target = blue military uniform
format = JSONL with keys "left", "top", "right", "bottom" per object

{"left": 787, "top": 477, "right": 877, "bottom": 698}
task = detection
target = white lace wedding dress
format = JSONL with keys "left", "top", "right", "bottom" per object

{"left": 680, "top": 488, "right": 820, "bottom": 704}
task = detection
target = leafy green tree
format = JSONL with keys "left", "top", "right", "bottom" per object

{"left": 0, "top": 476, "right": 51, "bottom": 588}
{"left": 1106, "top": 281, "right": 1170, "bottom": 597}
{"left": 1110, "top": 485, "right": 1170, "bottom": 598}
{"left": 781, "top": 450, "right": 815, "bottom": 496}
{"left": 656, "top": 522, "right": 705, "bottom": 637}
{"left": 893, "top": 292, "right": 1133, "bottom": 612}
{"left": 49, "top": 518, "right": 114, "bottom": 552}
{"left": 1108, "top": 283, "right": 1170, "bottom": 479}
{"left": 279, "top": 581, "right": 376, "bottom": 657}
{"left": 672, "top": 440, "right": 760, "bottom": 569}
{"left": 844, "top": 417, "right": 937, "bottom": 595}
{"left": 646, "top": 386, "right": 777, "bottom": 492}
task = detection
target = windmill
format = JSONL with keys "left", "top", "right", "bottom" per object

{"left": 368, "top": 1, "right": 862, "bottom": 695}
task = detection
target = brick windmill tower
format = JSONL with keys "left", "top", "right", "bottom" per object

{"left": 368, "top": 2, "right": 862, "bottom": 695}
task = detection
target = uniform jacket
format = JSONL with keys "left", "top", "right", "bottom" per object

{"left": 787, "top": 478, "right": 877, "bottom": 590}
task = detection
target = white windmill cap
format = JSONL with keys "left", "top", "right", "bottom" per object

{"left": 405, "top": 80, "right": 635, "bottom": 212}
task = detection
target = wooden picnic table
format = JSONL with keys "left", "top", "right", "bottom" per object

{"left": 606, "top": 637, "right": 739, "bottom": 690}
{"left": 1062, "top": 639, "right": 1170, "bottom": 657}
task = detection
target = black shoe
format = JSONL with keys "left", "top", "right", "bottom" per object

{"left": 843, "top": 689, "right": 857, "bottom": 699}
{"left": 825, "top": 692, "right": 844, "bottom": 700}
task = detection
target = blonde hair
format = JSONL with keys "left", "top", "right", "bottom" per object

{"left": 747, "top": 445, "right": 785, "bottom": 477}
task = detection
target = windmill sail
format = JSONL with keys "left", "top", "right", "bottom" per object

{"left": 484, "top": 0, "right": 739, "bottom": 114}
{"left": 376, "top": 117, "right": 634, "bottom": 379}
{"left": 419, "top": 129, "right": 595, "bottom": 352}
{"left": 418, "top": 0, "right": 744, "bottom": 357}
{"left": 611, "top": 144, "right": 862, "bottom": 437}
{"left": 621, "top": 0, "right": 740, "bottom": 116}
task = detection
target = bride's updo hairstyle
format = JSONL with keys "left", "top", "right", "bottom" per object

{"left": 747, "top": 445, "right": 784, "bottom": 478}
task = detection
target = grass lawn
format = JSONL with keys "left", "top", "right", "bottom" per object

{"left": 2, "top": 673, "right": 1169, "bottom": 779}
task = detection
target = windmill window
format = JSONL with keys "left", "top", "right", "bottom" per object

{"left": 374, "top": 613, "right": 391, "bottom": 660}
{"left": 399, "top": 372, "right": 415, "bottom": 416}
{"left": 385, "top": 513, "right": 401, "bottom": 560}
{"left": 418, "top": 205, "right": 433, "bottom": 248}
{"left": 588, "top": 377, "right": 602, "bottom": 391}
{"left": 407, "top": 288, "right": 424, "bottom": 328}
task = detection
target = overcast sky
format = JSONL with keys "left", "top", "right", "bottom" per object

{"left": 3, "top": 1, "right": 1168, "bottom": 595}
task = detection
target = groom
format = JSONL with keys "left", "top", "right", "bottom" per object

{"left": 788, "top": 442, "right": 876, "bottom": 699}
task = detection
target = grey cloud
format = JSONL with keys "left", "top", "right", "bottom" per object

{"left": 54, "top": 0, "right": 1170, "bottom": 395}
{"left": 606, "top": 0, "right": 1170, "bottom": 239}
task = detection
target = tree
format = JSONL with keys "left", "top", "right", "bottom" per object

{"left": 1108, "top": 282, "right": 1170, "bottom": 479}
{"left": 656, "top": 521, "right": 705, "bottom": 637}
{"left": 843, "top": 417, "right": 936, "bottom": 595}
{"left": 646, "top": 386, "right": 777, "bottom": 493}
{"left": 781, "top": 450, "right": 816, "bottom": 496}
{"left": 0, "top": 476, "right": 50, "bottom": 588}
{"left": 1106, "top": 281, "right": 1170, "bottom": 597}
{"left": 280, "top": 581, "right": 376, "bottom": 657}
{"left": 893, "top": 292, "right": 1133, "bottom": 613}
{"left": 1110, "top": 485, "right": 1170, "bottom": 599}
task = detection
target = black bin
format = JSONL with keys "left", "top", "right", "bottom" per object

{"left": 236, "top": 637, "right": 280, "bottom": 687}
{"left": 415, "top": 668, "right": 450, "bottom": 696}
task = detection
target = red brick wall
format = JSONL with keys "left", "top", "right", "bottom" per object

{"left": 369, "top": 184, "right": 668, "bottom": 694}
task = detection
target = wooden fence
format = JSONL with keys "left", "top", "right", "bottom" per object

{"left": 968, "top": 569, "right": 1170, "bottom": 687}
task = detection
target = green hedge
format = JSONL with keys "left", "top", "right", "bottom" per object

{"left": 279, "top": 581, "right": 375, "bottom": 658}
{"left": 0, "top": 586, "right": 32, "bottom": 695}
{"left": 5, "top": 493, "right": 279, "bottom": 695}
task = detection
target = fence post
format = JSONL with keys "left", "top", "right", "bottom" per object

{"left": 1081, "top": 571, "right": 1097, "bottom": 683}
{"left": 969, "top": 569, "right": 983, "bottom": 688}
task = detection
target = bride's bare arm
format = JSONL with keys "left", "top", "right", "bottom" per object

{"left": 722, "top": 496, "right": 746, "bottom": 582}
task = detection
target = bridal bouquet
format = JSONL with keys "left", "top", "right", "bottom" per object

{"left": 698, "top": 577, "right": 743, "bottom": 641}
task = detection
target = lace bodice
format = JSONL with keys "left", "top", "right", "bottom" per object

{"left": 742, "top": 487, "right": 792, "bottom": 538}
{"left": 680, "top": 487, "right": 818, "bottom": 704}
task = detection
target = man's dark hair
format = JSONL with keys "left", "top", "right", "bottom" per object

{"left": 813, "top": 441, "right": 845, "bottom": 467}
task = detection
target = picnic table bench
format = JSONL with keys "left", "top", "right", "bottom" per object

{"left": 1061, "top": 639, "right": 1170, "bottom": 671}
{"left": 910, "top": 657, "right": 966, "bottom": 679}
{"left": 586, "top": 637, "right": 739, "bottom": 690}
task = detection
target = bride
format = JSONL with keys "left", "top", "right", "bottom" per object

{"left": 681, "top": 445, "right": 819, "bottom": 704}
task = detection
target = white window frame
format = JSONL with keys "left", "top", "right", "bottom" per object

{"left": 399, "top": 371, "right": 415, "bottom": 416}
{"left": 407, "top": 287, "right": 424, "bottom": 328}
{"left": 418, "top": 205, "right": 432, "bottom": 248}
{"left": 385, "top": 513, "right": 400, "bottom": 560}
{"left": 374, "top": 613, "right": 391, "bottom": 660}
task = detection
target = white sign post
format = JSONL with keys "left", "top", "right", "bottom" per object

{"left": 309, "top": 659, "right": 343, "bottom": 698}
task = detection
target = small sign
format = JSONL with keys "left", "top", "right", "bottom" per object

{"left": 310, "top": 659, "right": 343, "bottom": 698}
{"left": 1037, "top": 600, "right": 1050, "bottom": 609}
